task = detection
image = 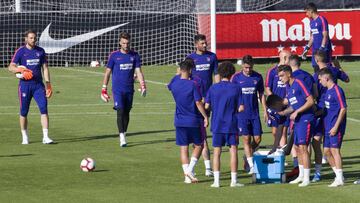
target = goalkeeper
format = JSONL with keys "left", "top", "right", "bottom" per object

{"left": 101, "top": 32, "right": 146, "bottom": 147}
{"left": 8, "top": 30, "right": 54, "bottom": 145}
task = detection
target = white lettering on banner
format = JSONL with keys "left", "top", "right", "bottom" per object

{"left": 260, "top": 18, "right": 351, "bottom": 42}
{"left": 195, "top": 64, "right": 210, "bottom": 71}
{"left": 119, "top": 63, "right": 133, "bottom": 70}
{"left": 242, "top": 87, "right": 256, "bottom": 94}
{"left": 26, "top": 59, "right": 40, "bottom": 66}
{"left": 289, "top": 97, "right": 298, "bottom": 105}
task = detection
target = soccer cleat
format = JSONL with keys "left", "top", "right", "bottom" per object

{"left": 311, "top": 173, "right": 321, "bottom": 182}
{"left": 289, "top": 176, "right": 303, "bottom": 184}
{"left": 119, "top": 134, "right": 127, "bottom": 147}
{"left": 298, "top": 180, "right": 310, "bottom": 187}
{"left": 328, "top": 179, "right": 344, "bottom": 187}
{"left": 230, "top": 182, "right": 244, "bottom": 187}
{"left": 22, "top": 135, "right": 29, "bottom": 145}
{"left": 184, "top": 176, "right": 192, "bottom": 184}
{"left": 353, "top": 179, "right": 360, "bottom": 184}
{"left": 210, "top": 183, "right": 220, "bottom": 188}
{"left": 205, "top": 169, "right": 213, "bottom": 177}
{"left": 185, "top": 173, "right": 198, "bottom": 183}
{"left": 42, "top": 137, "right": 54, "bottom": 144}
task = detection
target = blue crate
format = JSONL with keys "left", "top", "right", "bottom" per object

{"left": 252, "top": 150, "right": 285, "bottom": 184}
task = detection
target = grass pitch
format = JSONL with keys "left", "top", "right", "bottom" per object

{"left": 0, "top": 61, "right": 360, "bottom": 202}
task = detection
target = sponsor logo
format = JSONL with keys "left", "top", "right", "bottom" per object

{"left": 26, "top": 59, "right": 40, "bottom": 66}
{"left": 119, "top": 63, "right": 133, "bottom": 70}
{"left": 241, "top": 87, "right": 256, "bottom": 94}
{"left": 260, "top": 17, "right": 351, "bottom": 42}
{"left": 195, "top": 64, "right": 210, "bottom": 71}
{"left": 39, "top": 22, "right": 129, "bottom": 54}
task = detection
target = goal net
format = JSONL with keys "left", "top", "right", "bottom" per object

{"left": 0, "top": 0, "right": 199, "bottom": 67}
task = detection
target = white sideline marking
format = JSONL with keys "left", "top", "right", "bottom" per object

{"left": 0, "top": 112, "right": 173, "bottom": 116}
{"left": 65, "top": 68, "right": 168, "bottom": 85}
{"left": 347, "top": 117, "right": 360, "bottom": 123}
{"left": 0, "top": 102, "right": 174, "bottom": 109}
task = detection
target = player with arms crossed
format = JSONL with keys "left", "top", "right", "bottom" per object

{"left": 318, "top": 68, "right": 347, "bottom": 187}
{"left": 8, "top": 30, "right": 54, "bottom": 145}
{"left": 186, "top": 34, "right": 219, "bottom": 176}
{"left": 302, "top": 2, "right": 332, "bottom": 70}
{"left": 231, "top": 55, "right": 266, "bottom": 174}
{"left": 168, "top": 59, "right": 208, "bottom": 184}
{"left": 277, "top": 65, "right": 315, "bottom": 187}
{"left": 101, "top": 32, "right": 146, "bottom": 147}
{"left": 205, "top": 61, "right": 244, "bottom": 188}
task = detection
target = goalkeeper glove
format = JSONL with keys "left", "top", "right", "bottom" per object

{"left": 101, "top": 85, "right": 110, "bottom": 102}
{"left": 301, "top": 45, "right": 310, "bottom": 60}
{"left": 140, "top": 81, "right": 146, "bottom": 97}
{"left": 46, "top": 82, "right": 52, "bottom": 98}
{"left": 16, "top": 66, "right": 33, "bottom": 80}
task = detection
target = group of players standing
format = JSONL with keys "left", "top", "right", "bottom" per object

{"left": 8, "top": 2, "right": 353, "bottom": 188}
{"left": 168, "top": 3, "right": 350, "bottom": 188}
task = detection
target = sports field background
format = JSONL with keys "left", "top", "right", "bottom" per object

{"left": 0, "top": 61, "right": 360, "bottom": 202}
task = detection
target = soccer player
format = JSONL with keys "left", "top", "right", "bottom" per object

{"left": 318, "top": 68, "right": 347, "bottom": 187}
{"left": 231, "top": 55, "right": 266, "bottom": 174}
{"left": 311, "top": 50, "right": 349, "bottom": 182}
{"left": 8, "top": 30, "right": 54, "bottom": 145}
{"left": 302, "top": 2, "right": 332, "bottom": 70}
{"left": 168, "top": 59, "right": 208, "bottom": 184}
{"left": 277, "top": 65, "right": 314, "bottom": 187}
{"left": 187, "top": 34, "right": 219, "bottom": 176}
{"left": 205, "top": 61, "right": 243, "bottom": 187}
{"left": 101, "top": 32, "right": 146, "bottom": 147}
{"left": 265, "top": 50, "right": 290, "bottom": 149}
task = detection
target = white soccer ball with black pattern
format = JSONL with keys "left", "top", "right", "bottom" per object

{"left": 80, "top": 158, "right": 95, "bottom": 172}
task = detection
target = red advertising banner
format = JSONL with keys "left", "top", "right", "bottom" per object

{"left": 198, "top": 10, "right": 359, "bottom": 59}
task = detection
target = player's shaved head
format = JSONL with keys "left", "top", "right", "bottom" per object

{"left": 289, "top": 54, "right": 301, "bottom": 67}
{"left": 318, "top": 67, "right": 333, "bottom": 81}
{"left": 314, "top": 50, "right": 326, "bottom": 63}
{"left": 179, "top": 58, "right": 194, "bottom": 72}
{"left": 279, "top": 50, "right": 290, "bottom": 65}
{"left": 218, "top": 61, "right": 235, "bottom": 79}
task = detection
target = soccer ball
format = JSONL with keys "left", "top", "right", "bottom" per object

{"left": 80, "top": 158, "right": 96, "bottom": 172}
{"left": 15, "top": 65, "right": 27, "bottom": 79}
{"left": 90, "top": 60, "right": 100, "bottom": 67}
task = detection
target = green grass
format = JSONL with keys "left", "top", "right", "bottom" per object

{"left": 0, "top": 61, "right": 360, "bottom": 202}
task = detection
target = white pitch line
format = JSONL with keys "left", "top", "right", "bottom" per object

{"left": 65, "top": 68, "right": 168, "bottom": 86}
{"left": 347, "top": 117, "right": 360, "bottom": 123}
{"left": 0, "top": 102, "right": 174, "bottom": 109}
{"left": 0, "top": 112, "right": 173, "bottom": 116}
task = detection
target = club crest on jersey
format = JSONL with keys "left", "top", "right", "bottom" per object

{"left": 253, "top": 80, "right": 257, "bottom": 85}
{"left": 36, "top": 52, "right": 41, "bottom": 57}
{"left": 315, "top": 23, "right": 317, "bottom": 26}
{"left": 292, "top": 89, "right": 295, "bottom": 94}
{"left": 206, "top": 57, "right": 210, "bottom": 62}
{"left": 22, "top": 93, "right": 26, "bottom": 97}
{"left": 328, "top": 94, "right": 331, "bottom": 99}
{"left": 130, "top": 57, "right": 134, "bottom": 62}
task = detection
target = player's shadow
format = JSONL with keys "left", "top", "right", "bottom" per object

{"left": 343, "top": 138, "right": 360, "bottom": 142}
{"left": 57, "top": 129, "right": 175, "bottom": 143}
{"left": 127, "top": 138, "right": 175, "bottom": 147}
{"left": 93, "top": 169, "right": 110, "bottom": 173}
{"left": 0, "top": 153, "right": 33, "bottom": 158}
